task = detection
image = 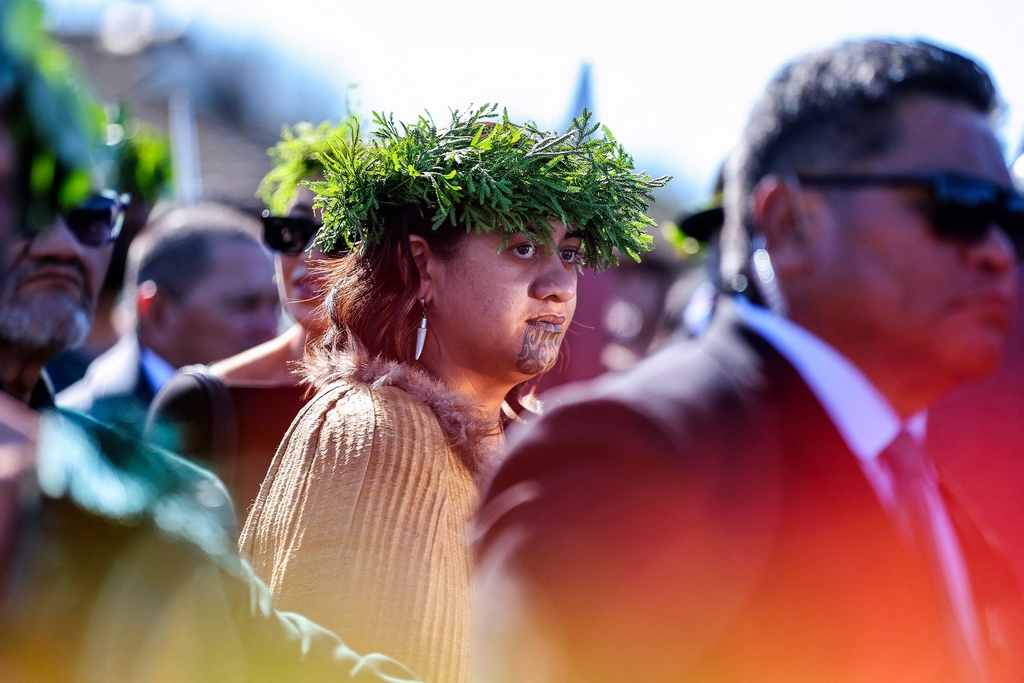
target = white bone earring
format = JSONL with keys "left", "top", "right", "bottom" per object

{"left": 414, "top": 298, "right": 428, "bottom": 360}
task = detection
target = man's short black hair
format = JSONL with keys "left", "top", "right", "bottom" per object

{"left": 127, "top": 203, "right": 263, "bottom": 303}
{"left": 721, "top": 38, "right": 1000, "bottom": 289}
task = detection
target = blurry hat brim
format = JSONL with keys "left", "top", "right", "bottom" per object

{"left": 676, "top": 206, "right": 724, "bottom": 243}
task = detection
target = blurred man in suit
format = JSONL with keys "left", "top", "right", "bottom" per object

{"left": 474, "top": 37, "right": 1023, "bottom": 683}
{"left": 58, "top": 203, "right": 280, "bottom": 422}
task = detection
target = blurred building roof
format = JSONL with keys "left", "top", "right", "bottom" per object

{"left": 59, "top": 32, "right": 274, "bottom": 213}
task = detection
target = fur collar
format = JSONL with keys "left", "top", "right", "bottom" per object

{"left": 301, "top": 336, "right": 537, "bottom": 473}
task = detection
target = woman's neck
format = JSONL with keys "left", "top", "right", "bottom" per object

{"left": 419, "top": 357, "right": 511, "bottom": 429}
{"left": 435, "top": 371, "right": 510, "bottom": 461}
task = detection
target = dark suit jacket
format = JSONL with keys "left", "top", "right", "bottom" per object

{"left": 474, "top": 300, "right": 1023, "bottom": 683}
{"left": 57, "top": 335, "right": 156, "bottom": 423}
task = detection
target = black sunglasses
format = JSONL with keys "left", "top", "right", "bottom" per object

{"left": 794, "top": 172, "right": 1024, "bottom": 258}
{"left": 261, "top": 210, "right": 348, "bottom": 257}
{"left": 61, "top": 190, "right": 131, "bottom": 247}
{"left": 261, "top": 211, "right": 319, "bottom": 255}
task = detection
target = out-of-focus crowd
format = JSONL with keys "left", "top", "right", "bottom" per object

{"left": 0, "top": 1, "right": 1021, "bottom": 682}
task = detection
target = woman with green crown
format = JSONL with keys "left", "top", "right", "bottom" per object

{"left": 239, "top": 104, "right": 669, "bottom": 683}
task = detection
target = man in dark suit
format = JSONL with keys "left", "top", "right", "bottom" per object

{"left": 57, "top": 204, "right": 280, "bottom": 422}
{"left": 473, "top": 38, "right": 1023, "bottom": 683}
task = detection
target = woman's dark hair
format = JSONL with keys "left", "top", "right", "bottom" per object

{"left": 309, "top": 205, "right": 467, "bottom": 374}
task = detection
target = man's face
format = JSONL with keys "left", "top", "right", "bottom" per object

{"left": 0, "top": 130, "right": 111, "bottom": 355}
{"left": 156, "top": 236, "right": 280, "bottom": 367}
{"left": 788, "top": 96, "right": 1018, "bottom": 412}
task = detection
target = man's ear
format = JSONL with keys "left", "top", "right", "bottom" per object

{"left": 408, "top": 235, "right": 440, "bottom": 301}
{"left": 135, "top": 281, "right": 173, "bottom": 347}
{"left": 752, "top": 174, "right": 816, "bottom": 275}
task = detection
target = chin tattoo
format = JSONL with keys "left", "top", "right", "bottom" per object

{"left": 516, "top": 326, "right": 561, "bottom": 375}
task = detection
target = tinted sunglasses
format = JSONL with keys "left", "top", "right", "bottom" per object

{"left": 794, "top": 172, "right": 1024, "bottom": 258}
{"left": 261, "top": 211, "right": 348, "bottom": 257}
{"left": 61, "top": 190, "right": 131, "bottom": 247}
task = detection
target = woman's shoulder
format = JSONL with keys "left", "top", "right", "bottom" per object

{"left": 291, "top": 365, "right": 444, "bottom": 444}
{"left": 295, "top": 346, "right": 495, "bottom": 473}
{"left": 210, "top": 327, "right": 304, "bottom": 385}
{"left": 151, "top": 365, "right": 222, "bottom": 407}
{"left": 269, "top": 377, "right": 459, "bottom": 509}
{"left": 297, "top": 339, "right": 449, "bottom": 421}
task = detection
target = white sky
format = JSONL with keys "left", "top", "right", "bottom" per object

{"left": 45, "top": 0, "right": 1024, "bottom": 208}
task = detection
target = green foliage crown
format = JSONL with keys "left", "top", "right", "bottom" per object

{"left": 311, "top": 104, "right": 671, "bottom": 271}
{"left": 257, "top": 118, "right": 356, "bottom": 215}
{"left": 0, "top": 0, "right": 106, "bottom": 235}
{"left": 105, "top": 105, "right": 174, "bottom": 207}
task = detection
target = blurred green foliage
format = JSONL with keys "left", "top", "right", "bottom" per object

{"left": 104, "top": 104, "right": 173, "bottom": 207}
{"left": 0, "top": 0, "right": 107, "bottom": 236}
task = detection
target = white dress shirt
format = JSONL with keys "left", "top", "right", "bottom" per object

{"left": 139, "top": 345, "right": 178, "bottom": 395}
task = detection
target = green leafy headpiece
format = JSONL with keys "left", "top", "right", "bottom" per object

{"left": 0, "top": 0, "right": 106, "bottom": 236}
{"left": 105, "top": 104, "right": 173, "bottom": 208}
{"left": 257, "top": 119, "right": 356, "bottom": 215}
{"left": 311, "top": 104, "right": 671, "bottom": 271}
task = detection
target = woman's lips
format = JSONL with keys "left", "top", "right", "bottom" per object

{"left": 291, "top": 274, "right": 325, "bottom": 304}
{"left": 528, "top": 315, "right": 566, "bottom": 333}
{"left": 291, "top": 281, "right": 315, "bottom": 303}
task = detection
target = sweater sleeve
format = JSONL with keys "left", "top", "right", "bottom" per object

{"left": 239, "top": 382, "right": 477, "bottom": 683}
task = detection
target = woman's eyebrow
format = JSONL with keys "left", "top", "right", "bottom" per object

{"left": 521, "top": 224, "right": 582, "bottom": 240}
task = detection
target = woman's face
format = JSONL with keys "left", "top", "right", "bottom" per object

{"left": 275, "top": 186, "right": 330, "bottom": 332}
{"left": 423, "top": 219, "right": 580, "bottom": 388}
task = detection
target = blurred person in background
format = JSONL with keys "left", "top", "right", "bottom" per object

{"left": 473, "top": 38, "right": 1023, "bottom": 683}
{"left": 146, "top": 120, "right": 349, "bottom": 526}
{"left": 661, "top": 164, "right": 727, "bottom": 341}
{"left": 58, "top": 202, "right": 280, "bottom": 424}
{"left": 597, "top": 164, "right": 727, "bottom": 372}
{"left": 0, "top": 3, "right": 420, "bottom": 680}
{"left": 926, "top": 145, "right": 1024, "bottom": 590}
{"left": 45, "top": 109, "right": 173, "bottom": 392}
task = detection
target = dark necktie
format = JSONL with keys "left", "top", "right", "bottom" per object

{"left": 881, "top": 431, "right": 938, "bottom": 553}
{"left": 879, "top": 430, "right": 986, "bottom": 681}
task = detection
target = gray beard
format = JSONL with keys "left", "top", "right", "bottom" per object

{"left": 0, "top": 297, "right": 91, "bottom": 353}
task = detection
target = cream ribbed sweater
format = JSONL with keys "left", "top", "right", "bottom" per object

{"left": 239, "top": 351, "right": 496, "bottom": 683}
